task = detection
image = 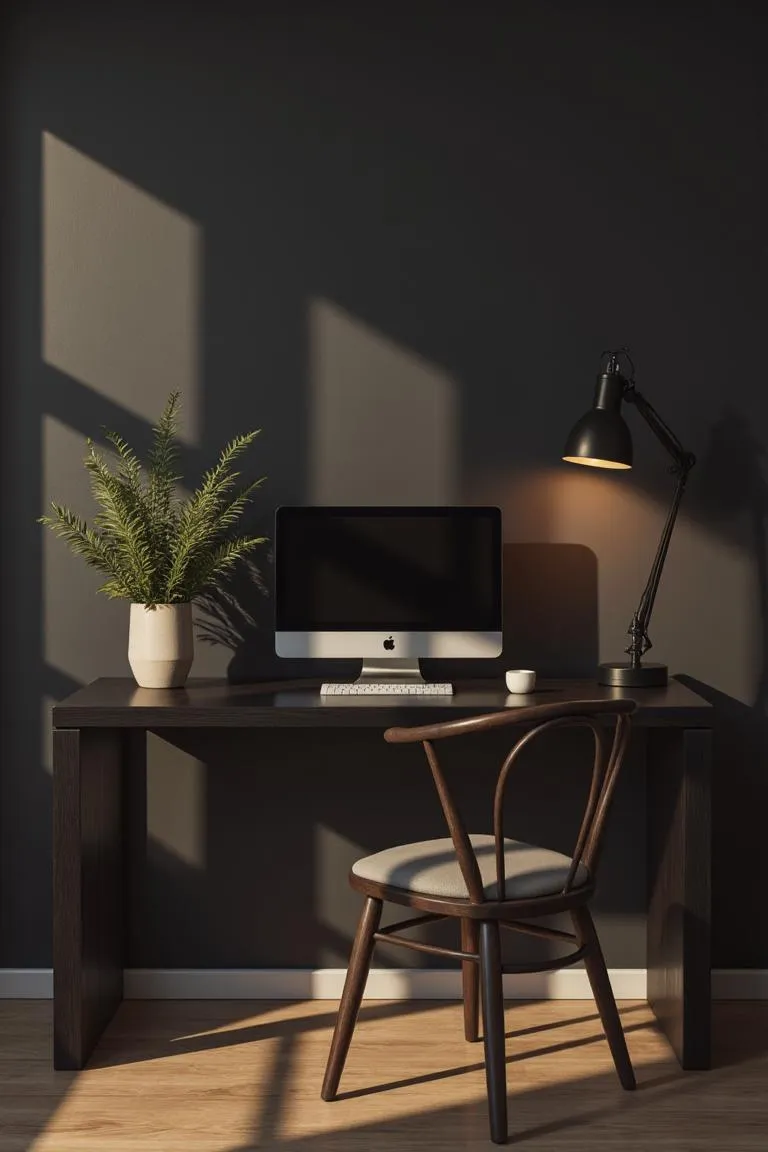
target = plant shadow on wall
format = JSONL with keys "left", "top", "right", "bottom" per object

{"left": 195, "top": 553, "right": 361, "bottom": 683}
{"left": 680, "top": 406, "right": 768, "bottom": 969}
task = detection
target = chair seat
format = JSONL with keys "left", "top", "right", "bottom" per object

{"left": 351, "top": 834, "right": 589, "bottom": 901}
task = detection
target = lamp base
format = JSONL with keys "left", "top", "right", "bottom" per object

{"left": 598, "top": 661, "right": 668, "bottom": 688}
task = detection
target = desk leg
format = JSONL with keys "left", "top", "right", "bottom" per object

{"left": 53, "top": 727, "right": 126, "bottom": 1070}
{"left": 646, "top": 726, "right": 712, "bottom": 1070}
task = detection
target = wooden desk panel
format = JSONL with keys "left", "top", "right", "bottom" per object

{"left": 54, "top": 676, "right": 711, "bottom": 729}
{"left": 52, "top": 676, "right": 712, "bottom": 1072}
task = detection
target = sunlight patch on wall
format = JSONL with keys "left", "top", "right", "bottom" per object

{"left": 147, "top": 734, "right": 207, "bottom": 869}
{"left": 309, "top": 299, "right": 457, "bottom": 504}
{"left": 40, "top": 136, "right": 211, "bottom": 868}
{"left": 42, "top": 132, "right": 201, "bottom": 442}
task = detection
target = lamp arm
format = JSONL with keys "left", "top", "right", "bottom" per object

{"left": 621, "top": 385, "right": 696, "bottom": 666}
{"left": 623, "top": 385, "right": 695, "bottom": 473}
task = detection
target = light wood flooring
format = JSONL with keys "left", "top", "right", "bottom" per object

{"left": 1, "top": 998, "right": 767, "bottom": 1150}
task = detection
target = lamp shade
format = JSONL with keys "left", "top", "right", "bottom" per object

{"left": 562, "top": 410, "right": 633, "bottom": 468}
{"left": 562, "top": 369, "right": 633, "bottom": 469}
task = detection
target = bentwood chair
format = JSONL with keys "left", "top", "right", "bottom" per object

{"left": 321, "top": 699, "right": 637, "bottom": 1144}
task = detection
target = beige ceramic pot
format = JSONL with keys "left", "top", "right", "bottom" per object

{"left": 128, "top": 603, "right": 193, "bottom": 688}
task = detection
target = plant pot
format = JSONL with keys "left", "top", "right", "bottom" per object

{"left": 128, "top": 603, "right": 194, "bottom": 688}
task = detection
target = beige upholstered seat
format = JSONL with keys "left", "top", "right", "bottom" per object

{"left": 351, "top": 833, "right": 589, "bottom": 901}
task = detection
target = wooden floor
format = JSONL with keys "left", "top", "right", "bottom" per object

{"left": 1, "top": 999, "right": 767, "bottom": 1150}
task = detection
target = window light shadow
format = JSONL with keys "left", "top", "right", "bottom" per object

{"left": 309, "top": 298, "right": 458, "bottom": 505}
{"left": 42, "top": 131, "right": 201, "bottom": 443}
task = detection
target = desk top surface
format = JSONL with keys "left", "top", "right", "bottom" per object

{"left": 53, "top": 676, "right": 712, "bottom": 729}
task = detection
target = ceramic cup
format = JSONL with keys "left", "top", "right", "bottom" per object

{"left": 505, "top": 669, "right": 537, "bottom": 694}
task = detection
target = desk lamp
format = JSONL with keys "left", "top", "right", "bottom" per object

{"left": 563, "top": 348, "right": 695, "bottom": 687}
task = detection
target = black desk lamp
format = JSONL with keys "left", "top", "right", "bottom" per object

{"left": 563, "top": 348, "right": 696, "bottom": 688}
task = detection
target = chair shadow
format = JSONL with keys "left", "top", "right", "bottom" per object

{"left": 505, "top": 1000, "right": 648, "bottom": 1042}
{"left": 512, "top": 1072, "right": 683, "bottom": 1145}
{"left": 90, "top": 999, "right": 654, "bottom": 1077}
{"left": 88, "top": 998, "right": 441, "bottom": 1070}
{"left": 514, "top": 1050, "right": 766, "bottom": 1146}
{"left": 84, "top": 997, "right": 765, "bottom": 1149}
{"left": 335, "top": 1018, "right": 651, "bottom": 1101}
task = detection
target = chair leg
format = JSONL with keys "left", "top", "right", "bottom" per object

{"left": 460, "top": 918, "right": 480, "bottom": 1042}
{"left": 478, "top": 920, "right": 508, "bottom": 1144}
{"left": 321, "top": 896, "right": 382, "bottom": 1101}
{"left": 572, "top": 905, "right": 636, "bottom": 1090}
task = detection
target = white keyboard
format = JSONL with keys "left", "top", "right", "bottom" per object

{"left": 320, "top": 682, "right": 454, "bottom": 696}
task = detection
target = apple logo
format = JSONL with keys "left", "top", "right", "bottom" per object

{"left": 383, "top": 636, "right": 395, "bottom": 651}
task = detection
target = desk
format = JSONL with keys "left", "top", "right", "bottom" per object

{"left": 52, "top": 676, "right": 712, "bottom": 1071}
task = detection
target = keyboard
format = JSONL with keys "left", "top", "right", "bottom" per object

{"left": 320, "top": 682, "right": 454, "bottom": 696}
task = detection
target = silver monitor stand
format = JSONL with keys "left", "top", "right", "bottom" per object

{"left": 356, "top": 658, "right": 427, "bottom": 686}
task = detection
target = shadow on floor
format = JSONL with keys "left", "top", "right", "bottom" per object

{"left": 87, "top": 997, "right": 444, "bottom": 1071}
{"left": 9, "top": 1000, "right": 768, "bottom": 1150}
{"left": 0, "top": 1001, "right": 76, "bottom": 1150}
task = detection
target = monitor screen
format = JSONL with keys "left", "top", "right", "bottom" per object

{"left": 275, "top": 507, "right": 501, "bottom": 632}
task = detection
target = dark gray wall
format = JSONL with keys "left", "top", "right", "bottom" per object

{"left": 1, "top": 0, "right": 766, "bottom": 969}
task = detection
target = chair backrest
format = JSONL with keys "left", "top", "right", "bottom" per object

{"left": 384, "top": 699, "right": 635, "bottom": 905}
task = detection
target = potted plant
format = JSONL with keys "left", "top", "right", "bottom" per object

{"left": 40, "top": 391, "right": 265, "bottom": 688}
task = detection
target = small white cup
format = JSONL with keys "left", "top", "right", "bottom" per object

{"left": 505, "top": 669, "right": 537, "bottom": 694}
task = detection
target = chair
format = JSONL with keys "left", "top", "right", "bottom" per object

{"left": 321, "top": 698, "right": 637, "bottom": 1144}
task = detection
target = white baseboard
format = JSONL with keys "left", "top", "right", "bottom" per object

{"left": 1, "top": 968, "right": 766, "bottom": 1001}
{"left": 122, "top": 967, "right": 648, "bottom": 1000}
{"left": 0, "top": 969, "right": 53, "bottom": 998}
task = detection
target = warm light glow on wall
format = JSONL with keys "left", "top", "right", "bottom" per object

{"left": 467, "top": 465, "right": 760, "bottom": 702}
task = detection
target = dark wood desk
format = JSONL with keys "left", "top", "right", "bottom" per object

{"left": 52, "top": 676, "right": 712, "bottom": 1072}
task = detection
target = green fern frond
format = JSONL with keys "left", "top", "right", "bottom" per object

{"left": 199, "top": 431, "right": 262, "bottom": 494}
{"left": 103, "top": 430, "right": 143, "bottom": 494}
{"left": 39, "top": 392, "right": 266, "bottom": 606}
{"left": 84, "top": 443, "right": 156, "bottom": 601}
{"left": 39, "top": 504, "right": 118, "bottom": 576}
{"left": 188, "top": 535, "right": 268, "bottom": 597}
{"left": 209, "top": 477, "right": 266, "bottom": 538}
{"left": 98, "top": 577, "right": 136, "bottom": 599}
{"left": 147, "top": 391, "right": 182, "bottom": 544}
{"left": 164, "top": 431, "right": 262, "bottom": 602}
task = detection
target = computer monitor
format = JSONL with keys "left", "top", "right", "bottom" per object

{"left": 275, "top": 506, "right": 502, "bottom": 683}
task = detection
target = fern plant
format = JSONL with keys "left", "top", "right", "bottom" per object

{"left": 39, "top": 391, "right": 266, "bottom": 606}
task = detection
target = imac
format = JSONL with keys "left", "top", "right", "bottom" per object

{"left": 274, "top": 506, "right": 502, "bottom": 694}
